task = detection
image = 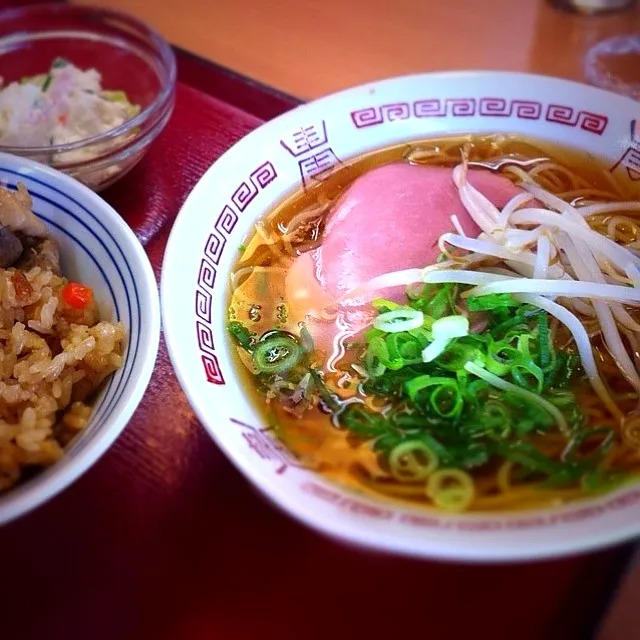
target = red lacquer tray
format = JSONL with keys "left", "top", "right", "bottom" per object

{"left": 0, "top": 47, "right": 633, "bottom": 640}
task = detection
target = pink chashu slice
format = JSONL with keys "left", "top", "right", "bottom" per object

{"left": 285, "top": 162, "right": 524, "bottom": 354}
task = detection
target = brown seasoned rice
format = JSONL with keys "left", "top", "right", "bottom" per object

{"left": 0, "top": 186, "right": 124, "bottom": 492}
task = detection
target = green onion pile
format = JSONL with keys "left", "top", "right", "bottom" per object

{"left": 229, "top": 282, "right": 626, "bottom": 511}
{"left": 339, "top": 282, "right": 624, "bottom": 509}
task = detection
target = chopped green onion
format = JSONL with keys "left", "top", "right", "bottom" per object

{"left": 581, "top": 468, "right": 628, "bottom": 494}
{"left": 430, "top": 382, "right": 464, "bottom": 418}
{"left": 365, "top": 336, "right": 391, "bottom": 375}
{"left": 340, "top": 405, "right": 394, "bottom": 439}
{"left": 510, "top": 361, "right": 545, "bottom": 394}
{"left": 228, "top": 321, "right": 255, "bottom": 352}
{"left": 406, "top": 375, "right": 453, "bottom": 401}
{"left": 412, "top": 283, "right": 456, "bottom": 318}
{"left": 486, "top": 341, "right": 520, "bottom": 376}
{"left": 232, "top": 279, "right": 594, "bottom": 502}
{"left": 436, "top": 343, "right": 485, "bottom": 371}
{"left": 426, "top": 468, "right": 475, "bottom": 512}
{"left": 464, "top": 361, "right": 570, "bottom": 436}
{"left": 516, "top": 333, "right": 535, "bottom": 361}
{"left": 299, "top": 323, "right": 314, "bottom": 354}
{"left": 388, "top": 441, "right": 438, "bottom": 482}
{"left": 466, "top": 292, "right": 519, "bottom": 311}
{"left": 537, "top": 312, "right": 551, "bottom": 369}
{"left": 253, "top": 334, "right": 302, "bottom": 374}
{"left": 386, "top": 333, "right": 423, "bottom": 365}
{"left": 101, "top": 89, "right": 129, "bottom": 102}
{"left": 407, "top": 326, "right": 432, "bottom": 346}
{"left": 494, "top": 442, "right": 566, "bottom": 476}
{"left": 405, "top": 376, "right": 464, "bottom": 418}
{"left": 373, "top": 308, "right": 424, "bottom": 333}
{"left": 371, "top": 298, "right": 403, "bottom": 312}
{"left": 433, "top": 315, "right": 470, "bottom": 340}
{"left": 479, "top": 400, "right": 512, "bottom": 439}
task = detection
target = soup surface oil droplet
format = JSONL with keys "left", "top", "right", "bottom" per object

{"left": 249, "top": 305, "right": 262, "bottom": 322}
{"left": 276, "top": 303, "right": 289, "bottom": 323}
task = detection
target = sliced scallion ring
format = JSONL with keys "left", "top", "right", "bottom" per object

{"left": 373, "top": 308, "right": 424, "bottom": 333}
{"left": 252, "top": 335, "right": 302, "bottom": 374}
{"left": 426, "top": 468, "right": 475, "bottom": 512}
{"left": 389, "top": 441, "right": 438, "bottom": 482}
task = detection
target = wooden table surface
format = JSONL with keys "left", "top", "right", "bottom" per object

{"left": 72, "top": 0, "right": 639, "bottom": 99}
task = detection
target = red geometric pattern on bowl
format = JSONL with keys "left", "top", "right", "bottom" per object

{"left": 194, "top": 161, "right": 277, "bottom": 383}
{"left": 280, "top": 120, "right": 343, "bottom": 187}
{"left": 298, "top": 479, "right": 640, "bottom": 532}
{"left": 611, "top": 147, "right": 640, "bottom": 181}
{"left": 233, "top": 407, "right": 640, "bottom": 531}
{"left": 611, "top": 120, "right": 640, "bottom": 181}
{"left": 350, "top": 97, "right": 609, "bottom": 136}
{"left": 231, "top": 417, "right": 304, "bottom": 475}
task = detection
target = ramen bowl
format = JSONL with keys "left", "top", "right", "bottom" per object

{"left": 0, "top": 152, "right": 160, "bottom": 525}
{"left": 162, "top": 71, "right": 640, "bottom": 562}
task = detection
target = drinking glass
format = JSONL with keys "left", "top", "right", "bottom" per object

{"left": 584, "top": 33, "right": 640, "bottom": 100}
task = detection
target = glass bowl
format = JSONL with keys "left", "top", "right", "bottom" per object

{"left": 0, "top": 4, "right": 176, "bottom": 191}
{"left": 585, "top": 34, "right": 640, "bottom": 101}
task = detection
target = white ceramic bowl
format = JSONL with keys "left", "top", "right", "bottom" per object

{"left": 162, "top": 71, "right": 640, "bottom": 562}
{"left": 0, "top": 152, "right": 160, "bottom": 525}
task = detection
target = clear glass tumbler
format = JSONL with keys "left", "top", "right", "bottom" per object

{"left": 552, "top": 0, "right": 637, "bottom": 14}
{"left": 585, "top": 34, "right": 640, "bottom": 100}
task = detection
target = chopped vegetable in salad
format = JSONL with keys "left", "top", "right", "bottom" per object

{"left": 0, "top": 58, "right": 140, "bottom": 149}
